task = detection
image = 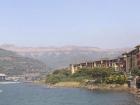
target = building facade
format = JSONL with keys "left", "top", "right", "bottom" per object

{"left": 24, "top": 71, "right": 41, "bottom": 81}
{"left": 70, "top": 45, "right": 140, "bottom": 74}
{"left": 123, "top": 45, "right": 140, "bottom": 72}
{"left": 70, "top": 58, "right": 126, "bottom": 74}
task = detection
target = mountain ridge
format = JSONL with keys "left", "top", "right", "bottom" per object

{"left": 0, "top": 44, "right": 131, "bottom": 52}
{"left": 0, "top": 44, "right": 132, "bottom": 71}
{"left": 0, "top": 48, "right": 47, "bottom": 75}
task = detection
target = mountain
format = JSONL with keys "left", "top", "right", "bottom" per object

{"left": 0, "top": 45, "right": 131, "bottom": 71}
{"left": 0, "top": 48, "right": 46, "bottom": 75}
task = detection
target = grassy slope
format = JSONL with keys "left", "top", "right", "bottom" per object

{"left": 0, "top": 49, "right": 46, "bottom": 75}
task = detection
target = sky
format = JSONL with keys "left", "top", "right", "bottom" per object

{"left": 0, "top": 0, "right": 140, "bottom": 48}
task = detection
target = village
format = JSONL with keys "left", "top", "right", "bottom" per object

{"left": 70, "top": 45, "right": 140, "bottom": 90}
{"left": 0, "top": 71, "right": 41, "bottom": 82}
{"left": 0, "top": 45, "right": 140, "bottom": 91}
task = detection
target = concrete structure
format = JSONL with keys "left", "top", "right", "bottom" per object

{"left": 123, "top": 45, "right": 140, "bottom": 72}
{"left": 70, "top": 45, "right": 140, "bottom": 74}
{"left": 0, "top": 73, "right": 6, "bottom": 81}
{"left": 70, "top": 57, "right": 126, "bottom": 74}
{"left": 7, "top": 75, "right": 25, "bottom": 81}
{"left": 24, "top": 71, "right": 41, "bottom": 81}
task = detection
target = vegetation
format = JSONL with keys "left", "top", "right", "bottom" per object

{"left": 0, "top": 49, "right": 46, "bottom": 75}
{"left": 45, "top": 68, "right": 127, "bottom": 85}
{"left": 46, "top": 69, "right": 72, "bottom": 84}
{"left": 131, "top": 67, "right": 140, "bottom": 76}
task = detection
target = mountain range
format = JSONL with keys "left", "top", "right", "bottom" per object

{"left": 0, "top": 47, "right": 47, "bottom": 75}
{"left": 0, "top": 44, "right": 131, "bottom": 72}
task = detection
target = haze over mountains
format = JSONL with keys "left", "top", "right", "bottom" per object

{"left": 0, "top": 44, "right": 131, "bottom": 71}
{"left": 0, "top": 48, "right": 47, "bottom": 75}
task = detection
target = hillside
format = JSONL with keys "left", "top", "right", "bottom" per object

{"left": 0, "top": 45, "right": 131, "bottom": 71}
{"left": 0, "top": 48, "right": 46, "bottom": 75}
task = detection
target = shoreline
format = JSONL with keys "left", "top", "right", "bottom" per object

{"left": 82, "top": 84, "right": 129, "bottom": 91}
{"left": 45, "top": 81, "right": 130, "bottom": 91}
{"left": 47, "top": 82, "right": 80, "bottom": 88}
{"left": 34, "top": 81, "right": 139, "bottom": 95}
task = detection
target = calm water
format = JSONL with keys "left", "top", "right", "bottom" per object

{"left": 0, "top": 83, "right": 139, "bottom": 105}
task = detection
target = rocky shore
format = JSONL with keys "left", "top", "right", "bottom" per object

{"left": 36, "top": 80, "right": 139, "bottom": 95}
{"left": 46, "top": 82, "right": 130, "bottom": 91}
{"left": 83, "top": 84, "right": 129, "bottom": 91}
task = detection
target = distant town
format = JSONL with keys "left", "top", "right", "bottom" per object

{"left": 70, "top": 45, "right": 140, "bottom": 89}
{"left": 70, "top": 45, "right": 140, "bottom": 74}
{"left": 0, "top": 71, "right": 41, "bottom": 82}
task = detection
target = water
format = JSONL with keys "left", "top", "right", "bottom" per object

{"left": 0, "top": 83, "right": 139, "bottom": 105}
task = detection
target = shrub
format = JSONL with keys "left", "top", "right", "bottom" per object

{"left": 131, "top": 67, "right": 140, "bottom": 76}
{"left": 45, "top": 67, "right": 127, "bottom": 85}
{"left": 105, "top": 74, "right": 127, "bottom": 84}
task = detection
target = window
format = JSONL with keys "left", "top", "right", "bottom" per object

{"left": 138, "top": 60, "right": 140, "bottom": 65}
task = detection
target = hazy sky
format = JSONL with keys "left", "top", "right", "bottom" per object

{"left": 0, "top": 0, "right": 140, "bottom": 48}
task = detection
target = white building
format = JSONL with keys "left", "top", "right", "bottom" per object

{"left": 0, "top": 73, "right": 6, "bottom": 81}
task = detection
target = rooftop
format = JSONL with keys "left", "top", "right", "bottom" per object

{"left": 0, "top": 73, "right": 6, "bottom": 76}
{"left": 136, "top": 45, "right": 140, "bottom": 48}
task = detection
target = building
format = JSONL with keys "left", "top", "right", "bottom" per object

{"left": 24, "top": 71, "right": 41, "bottom": 81}
{"left": 123, "top": 45, "right": 140, "bottom": 72}
{"left": 70, "top": 57, "right": 126, "bottom": 74}
{"left": 70, "top": 45, "right": 140, "bottom": 74}
{"left": 0, "top": 73, "right": 6, "bottom": 81}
